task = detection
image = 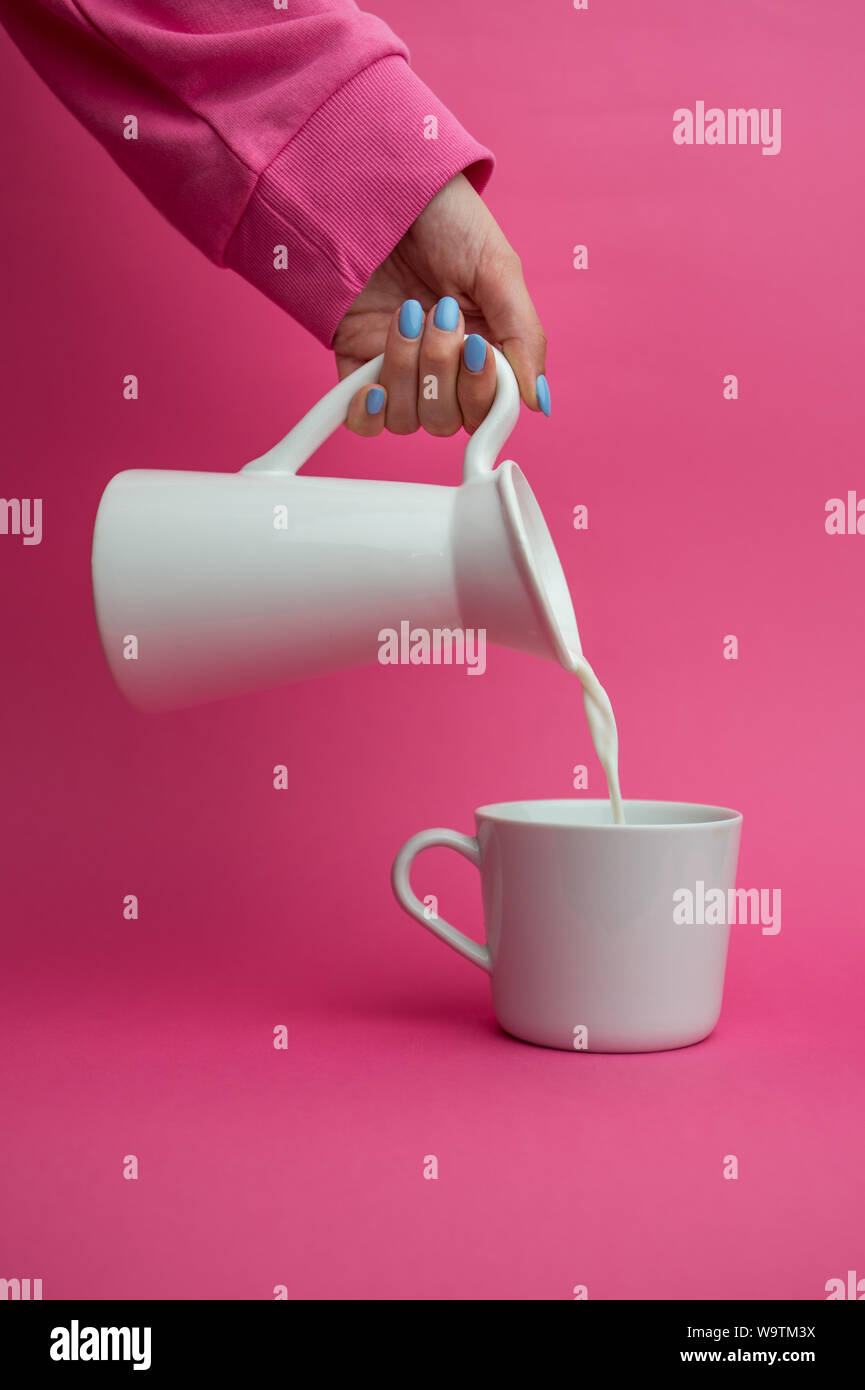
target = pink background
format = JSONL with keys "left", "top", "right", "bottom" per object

{"left": 1, "top": 0, "right": 863, "bottom": 1300}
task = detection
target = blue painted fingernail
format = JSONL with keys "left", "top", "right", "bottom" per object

{"left": 398, "top": 299, "right": 423, "bottom": 339}
{"left": 536, "top": 373, "right": 551, "bottom": 417}
{"left": 463, "top": 334, "right": 487, "bottom": 373}
{"left": 434, "top": 295, "right": 460, "bottom": 331}
{"left": 366, "top": 386, "right": 385, "bottom": 415}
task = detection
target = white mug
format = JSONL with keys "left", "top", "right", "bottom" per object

{"left": 392, "top": 800, "right": 743, "bottom": 1053}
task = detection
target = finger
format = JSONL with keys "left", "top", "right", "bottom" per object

{"left": 417, "top": 295, "right": 464, "bottom": 436}
{"left": 380, "top": 298, "right": 424, "bottom": 434}
{"left": 457, "top": 334, "right": 496, "bottom": 434}
{"left": 344, "top": 384, "right": 387, "bottom": 437}
{"left": 474, "top": 247, "right": 550, "bottom": 415}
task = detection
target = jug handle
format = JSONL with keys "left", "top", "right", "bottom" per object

{"left": 241, "top": 338, "right": 521, "bottom": 482}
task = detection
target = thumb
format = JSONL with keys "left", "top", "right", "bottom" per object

{"left": 473, "top": 246, "right": 550, "bottom": 416}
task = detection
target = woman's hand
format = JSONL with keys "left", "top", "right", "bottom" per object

{"left": 334, "top": 171, "right": 550, "bottom": 436}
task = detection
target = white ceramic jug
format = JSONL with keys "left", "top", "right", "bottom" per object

{"left": 91, "top": 345, "right": 581, "bottom": 711}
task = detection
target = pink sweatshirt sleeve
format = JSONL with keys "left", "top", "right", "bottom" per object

{"left": 0, "top": 0, "right": 494, "bottom": 346}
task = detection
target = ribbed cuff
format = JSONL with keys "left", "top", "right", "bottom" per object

{"left": 222, "top": 55, "right": 495, "bottom": 348}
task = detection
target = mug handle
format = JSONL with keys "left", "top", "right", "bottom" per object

{"left": 241, "top": 340, "right": 520, "bottom": 483}
{"left": 391, "top": 829, "right": 492, "bottom": 973}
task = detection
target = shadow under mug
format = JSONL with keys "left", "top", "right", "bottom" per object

{"left": 391, "top": 800, "right": 743, "bottom": 1053}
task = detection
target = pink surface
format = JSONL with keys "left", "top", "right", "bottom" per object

{"left": 1, "top": 0, "right": 863, "bottom": 1300}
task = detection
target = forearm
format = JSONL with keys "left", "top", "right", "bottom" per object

{"left": 0, "top": 0, "right": 494, "bottom": 345}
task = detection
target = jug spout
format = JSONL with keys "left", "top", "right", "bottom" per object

{"left": 453, "top": 460, "right": 582, "bottom": 670}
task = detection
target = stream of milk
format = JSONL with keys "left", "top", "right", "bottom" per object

{"left": 567, "top": 652, "right": 625, "bottom": 825}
